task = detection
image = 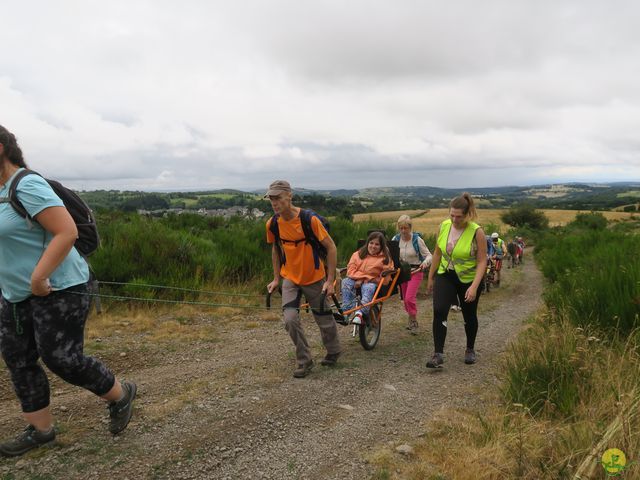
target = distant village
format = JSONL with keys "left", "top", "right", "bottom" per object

{"left": 137, "top": 206, "right": 267, "bottom": 219}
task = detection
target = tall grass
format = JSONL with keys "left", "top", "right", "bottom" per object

{"left": 90, "top": 212, "right": 398, "bottom": 297}
{"left": 536, "top": 230, "right": 640, "bottom": 333}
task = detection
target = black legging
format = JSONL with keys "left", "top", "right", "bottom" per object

{"left": 0, "top": 283, "right": 115, "bottom": 413}
{"left": 432, "top": 270, "right": 481, "bottom": 354}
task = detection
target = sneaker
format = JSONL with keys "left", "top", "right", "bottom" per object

{"left": 408, "top": 320, "right": 419, "bottom": 335}
{"left": 426, "top": 353, "right": 444, "bottom": 369}
{"left": 464, "top": 348, "right": 476, "bottom": 365}
{"left": 320, "top": 352, "right": 341, "bottom": 366}
{"left": 334, "top": 312, "right": 349, "bottom": 326}
{"left": 293, "top": 359, "right": 314, "bottom": 378}
{"left": 351, "top": 312, "right": 363, "bottom": 325}
{"left": 108, "top": 380, "right": 137, "bottom": 434}
{"left": 0, "top": 425, "right": 56, "bottom": 457}
{"left": 450, "top": 305, "right": 462, "bottom": 312}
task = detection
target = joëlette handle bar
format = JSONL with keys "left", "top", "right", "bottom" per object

{"left": 265, "top": 286, "right": 282, "bottom": 309}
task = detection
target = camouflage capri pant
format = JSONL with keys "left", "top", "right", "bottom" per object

{"left": 0, "top": 283, "right": 115, "bottom": 413}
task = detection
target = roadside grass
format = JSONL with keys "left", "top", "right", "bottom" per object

{"left": 85, "top": 309, "right": 219, "bottom": 345}
{"left": 84, "top": 277, "right": 281, "bottom": 346}
{"left": 369, "top": 319, "right": 640, "bottom": 478}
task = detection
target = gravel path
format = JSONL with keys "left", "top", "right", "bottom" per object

{"left": 0, "top": 258, "right": 542, "bottom": 479}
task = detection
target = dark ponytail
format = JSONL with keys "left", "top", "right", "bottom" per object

{"left": 0, "top": 125, "right": 27, "bottom": 168}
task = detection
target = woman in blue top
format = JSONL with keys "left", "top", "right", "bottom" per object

{"left": 0, "top": 125, "right": 136, "bottom": 457}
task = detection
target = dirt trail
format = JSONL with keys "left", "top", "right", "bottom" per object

{"left": 0, "top": 257, "right": 543, "bottom": 479}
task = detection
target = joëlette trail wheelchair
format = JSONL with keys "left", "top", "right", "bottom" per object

{"left": 267, "top": 232, "right": 410, "bottom": 350}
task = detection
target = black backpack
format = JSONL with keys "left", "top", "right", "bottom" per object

{"left": 2, "top": 169, "right": 100, "bottom": 257}
{"left": 269, "top": 209, "right": 330, "bottom": 269}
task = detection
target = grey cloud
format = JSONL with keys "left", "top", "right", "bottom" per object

{"left": 2, "top": 1, "right": 640, "bottom": 192}
{"left": 46, "top": 140, "right": 619, "bottom": 190}
{"left": 237, "top": 1, "right": 639, "bottom": 82}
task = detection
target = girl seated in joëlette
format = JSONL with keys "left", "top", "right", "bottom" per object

{"left": 341, "top": 231, "right": 395, "bottom": 325}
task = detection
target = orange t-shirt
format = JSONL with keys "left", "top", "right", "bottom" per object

{"left": 266, "top": 213, "right": 329, "bottom": 286}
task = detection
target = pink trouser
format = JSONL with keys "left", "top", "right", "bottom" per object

{"left": 400, "top": 270, "right": 423, "bottom": 316}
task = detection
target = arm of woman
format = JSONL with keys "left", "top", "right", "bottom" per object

{"left": 426, "top": 244, "right": 442, "bottom": 294}
{"left": 418, "top": 237, "right": 433, "bottom": 270}
{"left": 465, "top": 228, "right": 488, "bottom": 302}
{"left": 346, "top": 252, "right": 360, "bottom": 278}
{"left": 31, "top": 206, "right": 78, "bottom": 296}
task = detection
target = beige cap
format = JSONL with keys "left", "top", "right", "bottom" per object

{"left": 264, "top": 180, "right": 292, "bottom": 198}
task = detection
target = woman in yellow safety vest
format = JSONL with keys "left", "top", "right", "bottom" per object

{"left": 425, "top": 193, "right": 487, "bottom": 368}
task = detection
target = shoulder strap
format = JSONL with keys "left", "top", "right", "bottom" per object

{"left": 269, "top": 213, "right": 281, "bottom": 242}
{"left": 269, "top": 214, "right": 286, "bottom": 265}
{"left": 7, "top": 169, "right": 38, "bottom": 219}
{"left": 411, "top": 232, "right": 424, "bottom": 261}
{"left": 299, "top": 209, "right": 314, "bottom": 242}
{"left": 299, "top": 209, "right": 322, "bottom": 269}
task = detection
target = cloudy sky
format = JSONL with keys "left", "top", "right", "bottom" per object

{"left": 2, "top": 1, "right": 639, "bottom": 192}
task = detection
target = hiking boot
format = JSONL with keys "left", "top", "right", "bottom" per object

{"left": 108, "top": 380, "right": 137, "bottom": 434}
{"left": 426, "top": 353, "right": 444, "bottom": 369}
{"left": 464, "top": 348, "right": 477, "bottom": 365}
{"left": 408, "top": 320, "right": 419, "bottom": 335}
{"left": 320, "top": 352, "right": 341, "bottom": 367}
{"left": 293, "top": 360, "right": 314, "bottom": 378}
{"left": 0, "top": 425, "right": 56, "bottom": 457}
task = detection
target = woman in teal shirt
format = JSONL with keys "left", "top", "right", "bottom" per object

{"left": 0, "top": 125, "right": 136, "bottom": 457}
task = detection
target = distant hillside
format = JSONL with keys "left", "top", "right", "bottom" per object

{"left": 80, "top": 182, "right": 640, "bottom": 214}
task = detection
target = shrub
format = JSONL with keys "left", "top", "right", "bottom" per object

{"left": 501, "top": 204, "right": 549, "bottom": 230}
{"left": 570, "top": 212, "right": 607, "bottom": 230}
{"left": 90, "top": 211, "right": 398, "bottom": 295}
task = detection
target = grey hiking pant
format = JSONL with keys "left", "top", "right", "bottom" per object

{"left": 281, "top": 279, "right": 341, "bottom": 365}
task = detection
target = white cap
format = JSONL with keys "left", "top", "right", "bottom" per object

{"left": 491, "top": 232, "right": 499, "bottom": 239}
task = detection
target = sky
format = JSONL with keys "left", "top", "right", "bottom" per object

{"left": 2, "top": 1, "right": 640, "bottom": 192}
